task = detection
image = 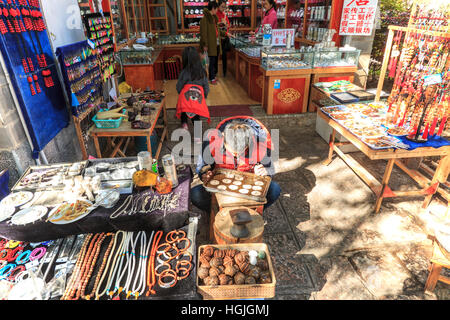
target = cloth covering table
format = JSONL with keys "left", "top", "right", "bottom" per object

{"left": 0, "top": 166, "right": 193, "bottom": 243}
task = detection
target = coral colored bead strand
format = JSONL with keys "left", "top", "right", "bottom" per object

{"left": 146, "top": 230, "right": 163, "bottom": 296}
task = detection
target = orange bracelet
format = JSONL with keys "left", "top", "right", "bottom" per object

{"left": 155, "top": 262, "right": 171, "bottom": 277}
{"left": 175, "top": 238, "right": 191, "bottom": 253}
{"left": 156, "top": 243, "right": 172, "bottom": 254}
{"left": 176, "top": 267, "right": 191, "bottom": 280}
{"left": 176, "top": 259, "right": 192, "bottom": 273}
{"left": 158, "top": 269, "right": 178, "bottom": 288}
{"left": 165, "top": 230, "right": 186, "bottom": 244}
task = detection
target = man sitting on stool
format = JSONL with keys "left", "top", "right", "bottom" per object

{"left": 191, "top": 116, "right": 281, "bottom": 213}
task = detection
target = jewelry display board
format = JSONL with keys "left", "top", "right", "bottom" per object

{"left": 83, "top": 12, "right": 116, "bottom": 82}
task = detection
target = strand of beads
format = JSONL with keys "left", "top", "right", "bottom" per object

{"left": 94, "top": 231, "right": 125, "bottom": 300}
{"left": 146, "top": 230, "right": 163, "bottom": 296}
{"left": 130, "top": 231, "right": 153, "bottom": 300}
{"left": 61, "top": 234, "right": 93, "bottom": 300}
{"left": 83, "top": 232, "right": 115, "bottom": 300}
{"left": 77, "top": 233, "right": 108, "bottom": 300}
{"left": 121, "top": 232, "right": 140, "bottom": 299}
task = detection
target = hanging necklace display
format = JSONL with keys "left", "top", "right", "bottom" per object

{"left": 386, "top": 26, "right": 450, "bottom": 141}
{"left": 0, "top": 0, "right": 37, "bottom": 95}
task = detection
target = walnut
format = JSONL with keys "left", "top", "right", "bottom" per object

{"left": 198, "top": 266, "right": 210, "bottom": 280}
{"left": 209, "top": 257, "right": 223, "bottom": 268}
{"left": 204, "top": 276, "right": 219, "bottom": 286}
{"left": 256, "top": 258, "right": 268, "bottom": 271}
{"left": 234, "top": 271, "right": 245, "bottom": 285}
{"left": 209, "top": 266, "right": 220, "bottom": 277}
{"left": 218, "top": 274, "right": 232, "bottom": 285}
{"left": 259, "top": 271, "right": 272, "bottom": 284}
{"left": 223, "top": 256, "right": 234, "bottom": 267}
{"left": 199, "top": 255, "right": 211, "bottom": 268}
{"left": 217, "top": 265, "right": 225, "bottom": 274}
{"left": 234, "top": 252, "right": 247, "bottom": 265}
{"left": 238, "top": 262, "right": 250, "bottom": 274}
{"left": 245, "top": 276, "right": 256, "bottom": 285}
{"left": 225, "top": 249, "right": 238, "bottom": 258}
{"left": 213, "top": 249, "right": 225, "bottom": 258}
{"left": 224, "top": 264, "right": 238, "bottom": 277}
{"left": 202, "top": 246, "right": 215, "bottom": 257}
{"left": 248, "top": 266, "right": 261, "bottom": 279}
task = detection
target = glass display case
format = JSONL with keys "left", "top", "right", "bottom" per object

{"left": 312, "top": 48, "right": 361, "bottom": 68}
{"left": 232, "top": 35, "right": 263, "bottom": 58}
{"left": 261, "top": 47, "right": 313, "bottom": 70}
{"left": 155, "top": 33, "right": 200, "bottom": 45}
{"left": 119, "top": 48, "right": 155, "bottom": 65}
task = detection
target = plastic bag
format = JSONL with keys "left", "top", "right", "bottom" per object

{"left": 202, "top": 51, "right": 209, "bottom": 69}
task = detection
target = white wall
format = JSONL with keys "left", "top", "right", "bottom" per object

{"left": 40, "top": 0, "right": 86, "bottom": 51}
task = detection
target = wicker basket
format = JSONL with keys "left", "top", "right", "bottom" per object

{"left": 196, "top": 243, "right": 276, "bottom": 300}
{"left": 92, "top": 109, "right": 126, "bottom": 129}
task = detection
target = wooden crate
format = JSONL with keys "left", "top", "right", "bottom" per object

{"left": 196, "top": 243, "right": 276, "bottom": 300}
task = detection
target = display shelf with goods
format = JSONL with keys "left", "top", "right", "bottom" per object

{"left": 226, "top": 0, "right": 252, "bottom": 30}
{"left": 56, "top": 40, "right": 104, "bottom": 160}
{"left": 312, "top": 47, "right": 360, "bottom": 68}
{"left": 83, "top": 13, "right": 116, "bottom": 81}
{"left": 102, "top": 0, "right": 128, "bottom": 49}
{"left": 286, "top": 0, "right": 305, "bottom": 37}
{"left": 180, "top": 0, "right": 206, "bottom": 32}
{"left": 294, "top": 0, "right": 343, "bottom": 47}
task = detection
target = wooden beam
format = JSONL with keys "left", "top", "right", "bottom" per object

{"left": 375, "top": 28, "right": 394, "bottom": 102}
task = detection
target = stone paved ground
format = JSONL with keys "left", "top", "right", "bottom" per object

{"left": 162, "top": 107, "right": 449, "bottom": 300}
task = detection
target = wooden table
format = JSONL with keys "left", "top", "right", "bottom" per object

{"left": 90, "top": 99, "right": 168, "bottom": 159}
{"left": 318, "top": 108, "right": 450, "bottom": 213}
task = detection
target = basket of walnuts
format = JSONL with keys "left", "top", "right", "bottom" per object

{"left": 196, "top": 243, "right": 276, "bottom": 300}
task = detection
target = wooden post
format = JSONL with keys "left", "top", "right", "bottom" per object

{"left": 422, "top": 154, "right": 450, "bottom": 209}
{"left": 375, "top": 28, "right": 394, "bottom": 102}
{"left": 323, "top": 128, "right": 336, "bottom": 166}
{"left": 374, "top": 159, "right": 395, "bottom": 213}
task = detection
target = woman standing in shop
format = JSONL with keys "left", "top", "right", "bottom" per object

{"left": 252, "top": 0, "right": 278, "bottom": 34}
{"left": 216, "top": 0, "right": 231, "bottom": 78}
{"left": 200, "top": 1, "right": 222, "bottom": 85}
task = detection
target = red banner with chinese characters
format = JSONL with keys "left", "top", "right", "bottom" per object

{"left": 339, "top": 0, "right": 378, "bottom": 36}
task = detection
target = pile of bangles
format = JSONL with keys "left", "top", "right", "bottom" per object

{"left": 0, "top": 238, "right": 49, "bottom": 284}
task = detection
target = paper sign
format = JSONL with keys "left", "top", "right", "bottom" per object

{"left": 271, "top": 29, "right": 295, "bottom": 47}
{"left": 339, "top": 0, "right": 378, "bottom": 36}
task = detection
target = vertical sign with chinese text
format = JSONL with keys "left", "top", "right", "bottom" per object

{"left": 339, "top": 0, "right": 378, "bottom": 36}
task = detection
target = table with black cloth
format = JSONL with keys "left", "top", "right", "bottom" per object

{"left": 0, "top": 160, "right": 194, "bottom": 243}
